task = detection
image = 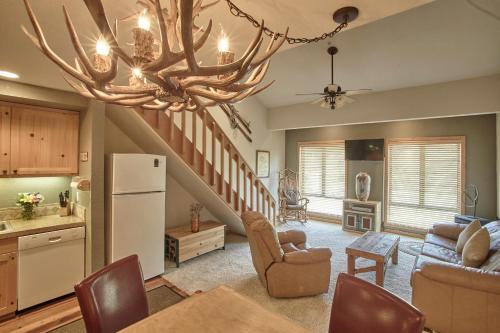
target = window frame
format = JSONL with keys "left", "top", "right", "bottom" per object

{"left": 297, "top": 140, "right": 347, "bottom": 221}
{"left": 384, "top": 136, "right": 466, "bottom": 233}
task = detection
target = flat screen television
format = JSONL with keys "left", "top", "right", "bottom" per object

{"left": 345, "top": 139, "right": 384, "bottom": 161}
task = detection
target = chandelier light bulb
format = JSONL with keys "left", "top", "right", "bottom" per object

{"left": 217, "top": 36, "right": 230, "bottom": 53}
{"left": 95, "top": 36, "right": 110, "bottom": 56}
{"left": 138, "top": 11, "right": 151, "bottom": 31}
{"left": 131, "top": 67, "right": 143, "bottom": 78}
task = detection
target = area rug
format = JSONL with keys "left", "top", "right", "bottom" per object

{"left": 399, "top": 240, "right": 424, "bottom": 256}
{"left": 49, "top": 285, "right": 185, "bottom": 333}
{"left": 163, "top": 221, "right": 421, "bottom": 333}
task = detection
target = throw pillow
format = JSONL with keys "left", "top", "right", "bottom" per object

{"left": 456, "top": 219, "right": 481, "bottom": 253}
{"left": 462, "top": 228, "right": 490, "bottom": 268}
{"left": 284, "top": 188, "right": 299, "bottom": 205}
{"left": 481, "top": 250, "right": 500, "bottom": 272}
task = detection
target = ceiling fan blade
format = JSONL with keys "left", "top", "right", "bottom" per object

{"left": 311, "top": 97, "right": 324, "bottom": 105}
{"left": 335, "top": 95, "right": 355, "bottom": 108}
{"left": 295, "top": 93, "right": 325, "bottom": 96}
{"left": 343, "top": 89, "right": 372, "bottom": 96}
{"left": 320, "top": 100, "right": 330, "bottom": 109}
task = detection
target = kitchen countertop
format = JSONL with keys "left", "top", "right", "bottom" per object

{"left": 0, "top": 215, "right": 85, "bottom": 240}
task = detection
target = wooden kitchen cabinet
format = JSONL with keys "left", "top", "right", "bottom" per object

{"left": 0, "top": 106, "right": 10, "bottom": 176}
{"left": 9, "top": 105, "right": 79, "bottom": 176}
{"left": 0, "top": 238, "right": 17, "bottom": 318}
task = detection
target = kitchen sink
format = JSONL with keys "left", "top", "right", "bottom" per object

{"left": 0, "top": 221, "right": 11, "bottom": 233}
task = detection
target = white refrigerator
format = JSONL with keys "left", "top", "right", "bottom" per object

{"left": 106, "top": 153, "right": 166, "bottom": 280}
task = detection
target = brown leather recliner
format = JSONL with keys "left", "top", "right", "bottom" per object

{"left": 411, "top": 221, "right": 500, "bottom": 333}
{"left": 329, "top": 273, "right": 425, "bottom": 333}
{"left": 74, "top": 255, "right": 149, "bottom": 333}
{"left": 241, "top": 211, "right": 332, "bottom": 298}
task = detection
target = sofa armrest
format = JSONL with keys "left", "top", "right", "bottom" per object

{"left": 283, "top": 248, "right": 332, "bottom": 265}
{"left": 416, "top": 261, "right": 500, "bottom": 294}
{"left": 429, "top": 223, "right": 467, "bottom": 240}
{"left": 277, "top": 230, "right": 307, "bottom": 246}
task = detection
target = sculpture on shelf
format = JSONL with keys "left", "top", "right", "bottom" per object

{"left": 355, "top": 172, "right": 371, "bottom": 201}
{"left": 278, "top": 169, "right": 309, "bottom": 224}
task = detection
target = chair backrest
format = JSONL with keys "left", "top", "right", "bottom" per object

{"left": 74, "top": 255, "right": 149, "bottom": 333}
{"left": 278, "top": 169, "right": 300, "bottom": 205}
{"left": 329, "top": 273, "right": 425, "bottom": 333}
{"left": 241, "top": 211, "right": 284, "bottom": 284}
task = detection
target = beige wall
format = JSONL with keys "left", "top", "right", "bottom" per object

{"left": 0, "top": 79, "right": 87, "bottom": 111}
{"left": 285, "top": 114, "right": 497, "bottom": 219}
{"left": 497, "top": 114, "right": 500, "bottom": 218}
{"left": 269, "top": 74, "right": 500, "bottom": 130}
{"left": 206, "top": 97, "right": 285, "bottom": 199}
{"left": 78, "top": 101, "right": 105, "bottom": 274}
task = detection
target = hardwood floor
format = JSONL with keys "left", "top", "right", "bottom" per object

{"left": 0, "top": 277, "right": 185, "bottom": 333}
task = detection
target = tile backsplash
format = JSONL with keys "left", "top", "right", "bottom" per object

{"left": 0, "top": 177, "right": 72, "bottom": 208}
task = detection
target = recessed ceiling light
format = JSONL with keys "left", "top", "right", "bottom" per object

{"left": 0, "top": 70, "right": 19, "bottom": 79}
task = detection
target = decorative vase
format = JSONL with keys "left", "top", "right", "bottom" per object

{"left": 21, "top": 203, "right": 35, "bottom": 220}
{"left": 355, "top": 172, "right": 371, "bottom": 202}
{"left": 191, "top": 216, "right": 200, "bottom": 233}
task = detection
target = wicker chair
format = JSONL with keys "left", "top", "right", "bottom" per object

{"left": 278, "top": 169, "right": 309, "bottom": 224}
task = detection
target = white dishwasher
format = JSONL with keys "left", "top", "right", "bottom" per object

{"left": 18, "top": 226, "right": 85, "bottom": 310}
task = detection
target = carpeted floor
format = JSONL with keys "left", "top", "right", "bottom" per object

{"left": 49, "top": 285, "right": 184, "bottom": 332}
{"left": 163, "top": 221, "right": 422, "bottom": 333}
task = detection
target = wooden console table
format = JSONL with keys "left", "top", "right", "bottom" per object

{"left": 120, "top": 286, "right": 311, "bottom": 333}
{"left": 342, "top": 199, "right": 382, "bottom": 233}
{"left": 165, "top": 221, "right": 225, "bottom": 267}
{"left": 345, "top": 231, "right": 400, "bottom": 286}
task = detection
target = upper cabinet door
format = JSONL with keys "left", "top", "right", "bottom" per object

{"left": 10, "top": 106, "right": 79, "bottom": 175}
{"left": 0, "top": 106, "right": 10, "bottom": 176}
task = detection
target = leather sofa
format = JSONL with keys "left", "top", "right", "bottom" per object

{"left": 411, "top": 221, "right": 500, "bottom": 333}
{"left": 241, "top": 211, "right": 332, "bottom": 298}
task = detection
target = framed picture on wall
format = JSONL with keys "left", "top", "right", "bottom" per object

{"left": 256, "top": 150, "right": 270, "bottom": 178}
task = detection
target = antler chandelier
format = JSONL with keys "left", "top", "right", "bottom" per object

{"left": 21, "top": 0, "right": 288, "bottom": 113}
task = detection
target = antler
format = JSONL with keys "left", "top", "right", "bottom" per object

{"left": 21, "top": 0, "right": 286, "bottom": 112}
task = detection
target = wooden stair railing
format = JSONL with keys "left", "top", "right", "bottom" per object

{"left": 136, "top": 108, "right": 277, "bottom": 223}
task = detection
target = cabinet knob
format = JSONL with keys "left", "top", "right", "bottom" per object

{"left": 30, "top": 133, "right": 34, "bottom": 137}
{"left": 61, "top": 154, "right": 65, "bottom": 158}
{"left": 4, "top": 112, "right": 8, "bottom": 115}
{"left": 3, "top": 153, "right": 7, "bottom": 156}
{"left": 2, "top": 170, "right": 6, "bottom": 174}
{"left": 13, "top": 169, "right": 17, "bottom": 174}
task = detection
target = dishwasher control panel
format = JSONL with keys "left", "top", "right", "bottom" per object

{"left": 18, "top": 227, "right": 85, "bottom": 251}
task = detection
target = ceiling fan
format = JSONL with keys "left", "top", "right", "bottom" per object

{"left": 296, "top": 46, "right": 371, "bottom": 110}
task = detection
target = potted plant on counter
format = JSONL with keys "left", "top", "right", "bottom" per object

{"left": 16, "top": 192, "right": 44, "bottom": 220}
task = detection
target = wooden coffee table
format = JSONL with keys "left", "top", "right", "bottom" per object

{"left": 345, "top": 231, "right": 400, "bottom": 286}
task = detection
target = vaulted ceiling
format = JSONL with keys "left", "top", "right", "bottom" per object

{"left": 0, "top": 0, "right": 499, "bottom": 109}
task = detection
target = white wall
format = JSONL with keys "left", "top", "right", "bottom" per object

{"left": 268, "top": 74, "right": 500, "bottom": 130}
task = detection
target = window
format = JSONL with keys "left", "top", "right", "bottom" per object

{"left": 386, "top": 137, "right": 464, "bottom": 231}
{"left": 298, "top": 142, "right": 345, "bottom": 218}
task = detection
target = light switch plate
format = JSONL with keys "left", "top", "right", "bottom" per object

{"left": 80, "top": 152, "right": 88, "bottom": 162}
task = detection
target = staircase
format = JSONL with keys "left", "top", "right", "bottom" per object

{"left": 135, "top": 107, "right": 277, "bottom": 225}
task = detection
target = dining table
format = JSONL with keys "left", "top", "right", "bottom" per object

{"left": 120, "top": 285, "right": 312, "bottom": 332}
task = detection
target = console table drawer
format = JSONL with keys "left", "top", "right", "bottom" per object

{"left": 179, "top": 237, "right": 225, "bottom": 262}
{"left": 179, "top": 228, "right": 224, "bottom": 249}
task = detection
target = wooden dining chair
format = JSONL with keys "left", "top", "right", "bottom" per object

{"left": 74, "top": 255, "right": 149, "bottom": 333}
{"left": 329, "top": 273, "right": 425, "bottom": 333}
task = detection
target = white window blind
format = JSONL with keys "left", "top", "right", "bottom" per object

{"left": 299, "top": 142, "right": 345, "bottom": 217}
{"left": 386, "top": 138, "right": 464, "bottom": 231}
